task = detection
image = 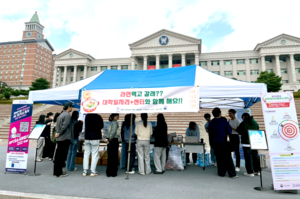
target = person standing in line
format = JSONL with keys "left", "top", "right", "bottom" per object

{"left": 50, "top": 113, "right": 60, "bottom": 144}
{"left": 228, "top": 109, "right": 241, "bottom": 172}
{"left": 66, "top": 111, "right": 83, "bottom": 172}
{"left": 135, "top": 113, "right": 153, "bottom": 175}
{"left": 83, "top": 113, "right": 103, "bottom": 177}
{"left": 153, "top": 113, "right": 168, "bottom": 174}
{"left": 237, "top": 113, "right": 261, "bottom": 177}
{"left": 185, "top": 122, "right": 200, "bottom": 165}
{"left": 208, "top": 107, "right": 237, "bottom": 179}
{"left": 43, "top": 112, "right": 55, "bottom": 161}
{"left": 53, "top": 102, "right": 73, "bottom": 178}
{"left": 204, "top": 113, "right": 217, "bottom": 167}
{"left": 35, "top": 114, "right": 47, "bottom": 162}
{"left": 105, "top": 113, "right": 120, "bottom": 177}
{"left": 121, "top": 114, "right": 137, "bottom": 174}
{"left": 120, "top": 115, "right": 127, "bottom": 170}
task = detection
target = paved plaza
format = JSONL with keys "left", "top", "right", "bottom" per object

{"left": 0, "top": 146, "right": 298, "bottom": 199}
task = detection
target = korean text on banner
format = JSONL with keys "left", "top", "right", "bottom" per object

{"left": 80, "top": 87, "right": 199, "bottom": 113}
{"left": 261, "top": 92, "right": 300, "bottom": 190}
{"left": 5, "top": 100, "right": 33, "bottom": 173}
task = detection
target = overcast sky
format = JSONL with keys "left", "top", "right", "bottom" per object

{"left": 1, "top": 0, "right": 299, "bottom": 58}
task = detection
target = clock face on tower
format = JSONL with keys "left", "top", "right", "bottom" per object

{"left": 26, "top": 32, "right": 32, "bottom": 37}
{"left": 37, "top": 34, "right": 42, "bottom": 39}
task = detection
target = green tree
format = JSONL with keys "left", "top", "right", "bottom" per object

{"left": 29, "top": 78, "right": 50, "bottom": 91}
{"left": 231, "top": 78, "right": 237, "bottom": 80}
{"left": 4, "top": 92, "right": 11, "bottom": 100}
{"left": 11, "top": 90, "right": 20, "bottom": 96}
{"left": 0, "top": 94, "right": 3, "bottom": 100}
{"left": 20, "top": 90, "right": 29, "bottom": 96}
{"left": 256, "top": 71, "right": 282, "bottom": 92}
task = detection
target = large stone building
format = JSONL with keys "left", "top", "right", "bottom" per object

{"left": 0, "top": 12, "right": 54, "bottom": 90}
{"left": 53, "top": 29, "right": 300, "bottom": 91}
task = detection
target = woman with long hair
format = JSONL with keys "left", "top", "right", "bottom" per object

{"left": 105, "top": 113, "right": 120, "bottom": 177}
{"left": 121, "top": 114, "right": 136, "bottom": 174}
{"left": 135, "top": 113, "right": 153, "bottom": 175}
{"left": 153, "top": 113, "right": 168, "bottom": 174}
{"left": 42, "top": 112, "right": 55, "bottom": 160}
{"left": 67, "top": 111, "right": 83, "bottom": 171}
{"left": 36, "top": 114, "right": 46, "bottom": 162}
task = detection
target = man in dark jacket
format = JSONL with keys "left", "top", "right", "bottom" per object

{"left": 53, "top": 102, "right": 73, "bottom": 177}
{"left": 208, "top": 107, "right": 237, "bottom": 178}
{"left": 237, "top": 113, "right": 261, "bottom": 177}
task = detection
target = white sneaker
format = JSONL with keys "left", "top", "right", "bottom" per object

{"left": 49, "top": 158, "right": 53, "bottom": 161}
{"left": 230, "top": 175, "right": 238, "bottom": 179}
{"left": 36, "top": 159, "right": 42, "bottom": 162}
{"left": 90, "top": 172, "right": 98, "bottom": 177}
{"left": 187, "top": 163, "right": 192, "bottom": 165}
{"left": 126, "top": 171, "right": 135, "bottom": 174}
{"left": 83, "top": 171, "right": 87, "bottom": 177}
{"left": 244, "top": 173, "right": 255, "bottom": 177}
{"left": 254, "top": 172, "right": 261, "bottom": 176}
{"left": 74, "top": 167, "right": 77, "bottom": 171}
{"left": 235, "top": 167, "right": 240, "bottom": 172}
{"left": 195, "top": 163, "right": 199, "bottom": 166}
{"left": 214, "top": 163, "right": 217, "bottom": 167}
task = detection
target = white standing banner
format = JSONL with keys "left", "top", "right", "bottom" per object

{"left": 261, "top": 92, "right": 300, "bottom": 190}
{"left": 80, "top": 86, "right": 199, "bottom": 113}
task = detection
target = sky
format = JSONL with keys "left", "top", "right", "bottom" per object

{"left": 0, "top": 0, "right": 300, "bottom": 58}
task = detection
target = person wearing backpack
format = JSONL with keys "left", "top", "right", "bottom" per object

{"left": 50, "top": 113, "right": 60, "bottom": 144}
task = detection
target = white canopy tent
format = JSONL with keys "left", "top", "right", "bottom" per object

{"left": 29, "top": 65, "right": 267, "bottom": 109}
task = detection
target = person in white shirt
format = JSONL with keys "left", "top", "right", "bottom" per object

{"left": 228, "top": 109, "right": 241, "bottom": 172}
{"left": 135, "top": 113, "right": 153, "bottom": 175}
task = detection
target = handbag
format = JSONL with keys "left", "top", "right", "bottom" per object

{"left": 50, "top": 122, "right": 57, "bottom": 144}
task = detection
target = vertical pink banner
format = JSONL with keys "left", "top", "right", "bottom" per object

{"left": 5, "top": 100, "right": 33, "bottom": 173}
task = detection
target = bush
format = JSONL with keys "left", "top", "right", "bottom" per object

{"left": 0, "top": 94, "right": 3, "bottom": 100}
{"left": 4, "top": 92, "right": 11, "bottom": 100}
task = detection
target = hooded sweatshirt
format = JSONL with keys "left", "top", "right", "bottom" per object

{"left": 208, "top": 117, "right": 232, "bottom": 145}
{"left": 236, "top": 116, "right": 259, "bottom": 145}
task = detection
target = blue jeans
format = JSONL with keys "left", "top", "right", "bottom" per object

{"left": 120, "top": 142, "right": 127, "bottom": 169}
{"left": 66, "top": 137, "right": 79, "bottom": 171}
{"left": 210, "top": 148, "right": 216, "bottom": 164}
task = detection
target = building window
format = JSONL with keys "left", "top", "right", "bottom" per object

{"left": 61, "top": 78, "right": 63, "bottom": 82}
{"left": 80, "top": 77, "right": 83, "bottom": 80}
{"left": 149, "top": 61, "right": 156, "bottom": 65}
{"left": 70, "top": 77, "right": 73, "bottom": 81}
{"left": 101, "top": 66, "right": 107, "bottom": 71}
{"left": 61, "top": 68, "right": 64, "bottom": 72}
{"left": 224, "top": 71, "right": 233, "bottom": 76}
{"left": 91, "top": 67, "right": 97, "bottom": 71}
{"left": 237, "top": 59, "right": 245, "bottom": 64}
{"left": 212, "top": 71, "right": 220, "bottom": 75}
{"left": 281, "top": 68, "right": 288, "bottom": 74}
{"left": 280, "top": 57, "right": 286, "bottom": 62}
{"left": 211, "top": 61, "right": 219, "bottom": 66}
{"left": 121, "top": 65, "right": 128, "bottom": 70}
{"left": 250, "top": 59, "right": 258, "bottom": 64}
{"left": 282, "top": 80, "right": 289, "bottom": 84}
{"left": 297, "top": 80, "right": 300, "bottom": 83}
{"left": 295, "top": 57, "right": 300, "bottom": 62}
{"left": 186, "top": 60, "right": 191, "bottom": 65}
{"left": 237, "top": 70, "right": 246, "bottom": 75}
{"left": 111, "top": 66, "right": 118, "bottom": 70}
{"left": 295, "top": 68, "right": 300, "bottom": 73}
{"left": 250, "top": 70, "right": 259, "bottom": 75}
{"left": 265, "top": 58, "right": 272, "bottom": 63}
{"left": 199, "top": 61, "right": 207, "bottom": 66}
{"left": 81, "top": 67, "right": 84, "bottom": 71}
{"left": 224, "top": 60, "right": 232, "bottom": 65}
{"left": 71, "top": 68, "right": 74, "bottom": 72}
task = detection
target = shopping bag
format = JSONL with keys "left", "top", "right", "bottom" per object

{"left": 197, "top": 153, "right": 210, "bottom": 167}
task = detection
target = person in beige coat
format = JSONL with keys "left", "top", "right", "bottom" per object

{"left": 135, "top": 113, "right": 153, "bottom": 175}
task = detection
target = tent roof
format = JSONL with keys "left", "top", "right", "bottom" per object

{"left": 28, "top": 65, "right": 267, "bottom": 109}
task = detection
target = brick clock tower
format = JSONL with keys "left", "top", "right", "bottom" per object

{"left": 0, "top": 12, "right": 54, "bottom": 89}
{"left": 22, "top": 12, "right": 45, "bottom": 40}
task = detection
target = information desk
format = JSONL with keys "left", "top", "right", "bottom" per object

{"left": 183, "top": 143, "right": 206, "bottom": 170}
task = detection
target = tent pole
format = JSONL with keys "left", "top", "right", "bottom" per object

{"left": 125, "top": 113, "right": 133, "bottom": 180}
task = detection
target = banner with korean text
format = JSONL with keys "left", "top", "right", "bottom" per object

{"left": 5, "top": 100, "right": 33, "bottom": 173}
{"left": 80, "top": 86, "right": 199, "bottom": 113}
{"left": 261, "top": 92, "right": 300, "bottom": 190}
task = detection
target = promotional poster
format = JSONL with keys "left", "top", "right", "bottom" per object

{"left": 5, "top": 100, "right": 33, "bottom": 173}
{"left": 261, "top": 92, "right": 300, "bottom": 190}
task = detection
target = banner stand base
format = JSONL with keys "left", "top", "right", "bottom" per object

{"left": 254, "top": 187, "right": 271, "bottom": 191}
{"left": 4, "top": 171, "right": 27, "bottom": 175}
{"left": 27, "top": 173, "right": 41, "bottom": 176}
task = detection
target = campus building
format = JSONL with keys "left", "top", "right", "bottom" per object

{"left": 53, "top": 29, "right": 300, "bottom": 91}
{"left": 0, "top": 12, "right": 54, "bottom": 90}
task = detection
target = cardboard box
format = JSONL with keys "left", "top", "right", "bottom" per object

{"left": 75, "top": 150, "right": 121, "bottom": 166}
